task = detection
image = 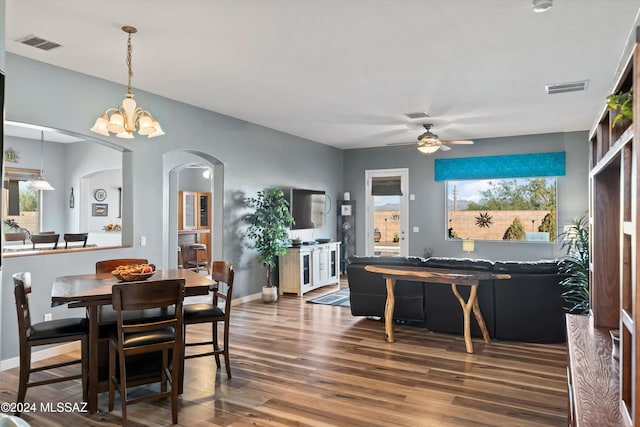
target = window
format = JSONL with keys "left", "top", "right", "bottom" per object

{"left": 3, "top": 167, "right": 42, "bottom": 234}
{"left": 446, "top": 177, "right": 557, "bottom": 242}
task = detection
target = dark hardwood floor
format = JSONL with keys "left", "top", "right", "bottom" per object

{"left": 0, "top": 282, "right": 567, "bottom": 426}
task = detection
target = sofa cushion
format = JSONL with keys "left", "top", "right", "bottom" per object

{"left": 423, "top": 257, "right": 494, "bottom": 271}
{"left": 492, "top": 260, "right": 560, "bottom": 274}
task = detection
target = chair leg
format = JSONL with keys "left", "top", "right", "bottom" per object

{"left": 171, "top": 349, "right": 179, "bottom": 424}
{"left": 223, "top": 321, "right": 231, "bottom": 379}
{"left": 118, "top": 351, "right": 128, "bottom": 426}
{"left": 161, "top": 350, "right": 168, "bottom": 393}
{"left": 108, "top": 341, "right": 115, "bottom": 412}
{"left": 15, "top": 345, "right": 31, "bottom": 415}
{"left": 213, "top": 322, "right": 221, "bottom": 369}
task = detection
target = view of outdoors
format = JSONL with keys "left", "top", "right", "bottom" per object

{"left": 373, "top": 195, "right": 401, "bottom": 255}
{"left": 3, "top": 180, "right": 39, "bottom": 234}
{"left": 447, "top": 177, "right": 557, "bottom": 242}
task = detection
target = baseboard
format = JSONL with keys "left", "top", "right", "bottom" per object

{"left": 1, "top": 293, "right": 263, "bottom": 371}
{"left": 0, "top": 342, "right": 80, "bottom": 372}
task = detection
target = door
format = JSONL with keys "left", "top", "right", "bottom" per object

{"left": 365, "top": 169, "right": 409, "bottom": 256}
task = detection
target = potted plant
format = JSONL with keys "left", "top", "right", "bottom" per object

{"left": 245, "top": 188, "right": 294, "bottom": 303}
{"left": 558, "top": 214, "right": 590, "bottom": 314}
{"left": 393, "top": 233, "right": 400, "bottom": 243}
{"left": 607, "top": 89, "right": 633, "bottom": 128}
{"left": 373, "top": 228, "right": 381, "bottom": 242}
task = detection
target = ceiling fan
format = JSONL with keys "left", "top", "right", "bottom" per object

{"left": 415, "top": 124, "right": 474, "bottom": 154}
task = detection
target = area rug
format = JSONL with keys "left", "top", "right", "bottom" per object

{"left": 307, "top": 288, "right": 350, "bottom": 307}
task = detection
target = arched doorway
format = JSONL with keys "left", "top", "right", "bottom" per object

{"left": 162, "top": 150, "right": 224, "bottom": 269}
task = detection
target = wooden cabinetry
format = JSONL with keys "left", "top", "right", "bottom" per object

{"left": 178, "top": 191, "right": 211, "bottom": 265}
{"left": 279, "top": 242, "right": 340, "bottom": 296}
{"left": 337, "top": 200, "right": 355, "bottom": 274}
{"left": 568, "top": 26, "right": 640, "bottom": 426}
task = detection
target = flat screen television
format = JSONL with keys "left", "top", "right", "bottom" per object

{"left": 289, "top": 188, "right": 325, "bottom": 230}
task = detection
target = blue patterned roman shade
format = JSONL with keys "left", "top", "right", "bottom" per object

{"left": 434, "top": 152, "right": 566, "bottom": 181}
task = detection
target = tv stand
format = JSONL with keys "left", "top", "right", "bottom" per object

{"left": 279, "top": 242, "right": 341, "bottom": 295}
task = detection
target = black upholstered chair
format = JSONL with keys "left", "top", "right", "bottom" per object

{"left": 108, "top": 279, "right": 185, "bottom": 426}
{"left": 13, "top": 272, "right": 88, "bottom": 415}
{"left": 63, "top": 232, "right": 88, "bottom": 248}
{"left": 183, "top": 261, "right": 234, "bottom": 378}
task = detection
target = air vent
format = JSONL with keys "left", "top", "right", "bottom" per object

{"left": 16, "top": 35, "right": 62, "bottom": 51}
{"left": 404, "top": 112, "right": 429, "bottom": 119}
{"left": 545, "top": 80, "right": 589, "bottom": 95}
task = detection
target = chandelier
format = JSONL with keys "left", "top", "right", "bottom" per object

{"left": 30, "top": 131, "right": 55, "bottom": 191}
{"left": 90, "top": 26, "right": 164, "bottom": 139}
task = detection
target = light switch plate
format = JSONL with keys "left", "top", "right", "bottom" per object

{"left": 413, "top": 226, "right": 419, "bottom": 233}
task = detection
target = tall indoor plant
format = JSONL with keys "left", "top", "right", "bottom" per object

{"left": 558, "top": 215, "right": 590, "bottom": 314}
{"left": 245, "top": 188, "right": 293, "bottom": 302}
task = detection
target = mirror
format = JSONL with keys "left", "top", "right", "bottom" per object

{"left": 2, "top": 121, "right": 125, "bottom": 254}
{"left": 446, "top": 177, "right": 557, "bottom": 242}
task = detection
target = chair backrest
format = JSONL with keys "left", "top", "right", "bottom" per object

{"left": 5, "top": 231, "right": 28, "bottom": 243}
{"left": 63, "top": 233, "right": 88, "bottom": 248}
{"left": 111, "top": 279, "right": 185, "bottom": 347}
{"left": 30, "top": 233, "right": 59, "bottom": 249}
{"left": 96, "top": 258, "right": 149, "bottom": 274}
{"left": 211, "top": 261, "right": 234, "bottom": 313}
{"left": 13, "top": 272, "right": 32, "bottom": 340}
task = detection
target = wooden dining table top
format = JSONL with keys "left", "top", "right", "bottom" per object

{"left": 51, "top": 268, "right": 214, "bottom": 305}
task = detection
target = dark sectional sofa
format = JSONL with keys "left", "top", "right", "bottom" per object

{"left": 347, "top": 256, "right": 568, "bottom": 343}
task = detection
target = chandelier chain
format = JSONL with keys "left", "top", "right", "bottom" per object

{"left": 126, "top": 32, "right": 133, "bottom": 94}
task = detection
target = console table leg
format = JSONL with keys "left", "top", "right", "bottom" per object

{"left": 472, "top": 291, "right": 491, "bottom": 343}
{"left": 452, "top": 283, "right": 474, "bottom": 353}
{"left": 384, "top": 278, "right": 396, "bottom": 342}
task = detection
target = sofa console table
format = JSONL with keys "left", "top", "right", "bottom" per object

{"left": 279, "top": 242, "right": 340, "bottom": 295}
{"left": 364, "top": 264, "right": 510, "bottom": 353}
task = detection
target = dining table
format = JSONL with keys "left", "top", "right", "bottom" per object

{"left": 51, "top": 268, "right": 215, "bottom": 414}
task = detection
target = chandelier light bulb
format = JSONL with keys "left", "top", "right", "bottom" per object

{"left": 90, "top": 26, "right": 164, "bottom": 139}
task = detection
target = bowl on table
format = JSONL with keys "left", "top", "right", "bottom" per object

{"left": 111, "top": 264, "right": 156, "bottom": 282}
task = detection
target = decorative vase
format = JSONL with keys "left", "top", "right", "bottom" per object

{"left": 262, "top": 286, "right": 278, "bottom": 303}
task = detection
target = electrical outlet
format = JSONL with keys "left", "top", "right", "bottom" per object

{"left": 44, "top": 313, "right": 52, "bottom": 322}
{"left": 413, "top": 226, "right": 420, "bottom": 233}
{"left": 140, "top": 236, "right": 147, "bottom": 246}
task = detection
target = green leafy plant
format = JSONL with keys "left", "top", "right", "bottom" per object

{"left": 245, "top": 189, "right": 294, "bottom": 288}
{"left": 607, "top": 90, "right": 633, "bottom": 127}
{"left": 558, "top": 215, "right": 590, "bottom": 314}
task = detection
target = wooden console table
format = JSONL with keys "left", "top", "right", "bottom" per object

{"left": 364, "top": 265, "right": 510, "bottom": 353}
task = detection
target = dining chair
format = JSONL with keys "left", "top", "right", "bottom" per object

{"left": 30, "top": 233, "right": 59, "bottom": 250}
{"left": 108, "top": 279, "right": 185, "bottom": 426}
{"left": 96, "top": 258, "right": 149, "bottom": 274}
{"left": 183, "top": 261, "right": 234, "bottom": 379}
{"left": 5, "top": 231, "right": 28, "bottom": 244}
{"left": 63, "top": 232, "right": 88, "bottom": 249}
{"left": 13, "top": 272, "right": 88, "bottom": 415}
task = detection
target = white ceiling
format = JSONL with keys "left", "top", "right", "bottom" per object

{"left": 5, "top": 0, "right": 640, "bottom": 149}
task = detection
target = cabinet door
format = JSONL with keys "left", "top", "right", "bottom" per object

{"left": 198, "top": 192, "right": 210, "bottom": 228}
{"left": 181, "top": 191, "right": 197, "bottom": 230}
{"left": 301, "top": 252, "right": 311, "bottom": 287}
{"left": 329, "top": 245, "right": 338, "bottom": 280}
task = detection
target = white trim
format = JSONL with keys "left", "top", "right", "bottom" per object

{"left": 0, "top": 342, "right": 80, "bottom": 372}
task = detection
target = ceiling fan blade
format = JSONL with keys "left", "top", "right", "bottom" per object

{"left": 442, "top": 140, "right": 474, "bottom": 145}
{"left": 438, "top": 144, "right": 452, "bottom": 151}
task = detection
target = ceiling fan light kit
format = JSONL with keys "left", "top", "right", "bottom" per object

{"left": 414, "top": 124, "right": 474, "bottom": 155}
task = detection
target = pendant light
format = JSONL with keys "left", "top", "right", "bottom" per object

{"left": 90, "top": 26, "right": 164, "bottom": 139}
{"left": 30, "top": 131, "right": 55, "bottom": 191}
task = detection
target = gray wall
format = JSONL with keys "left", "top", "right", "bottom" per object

{"left": 343, "top": 131, "right": 589, "bottom": 261}
{"left": 1, "top": 53, "right": 343, "bottom": 360}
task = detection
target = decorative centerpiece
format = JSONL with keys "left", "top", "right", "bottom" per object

{"left": 103, "top": 223, "right": 122, "bottom": 231}
{"left": 111, "top": 264, "right": 156, "bottom": 282}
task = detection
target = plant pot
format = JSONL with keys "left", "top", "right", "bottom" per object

{"left": 262, "top": 286, "right": 278, "bottom": 303}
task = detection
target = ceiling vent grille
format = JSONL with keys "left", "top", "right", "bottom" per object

{"left": 16, "top": 35, "right": 62, "bottom": 51}
{"left": 545, "top": 80, "right": 589, "bottom": 95}
{"left": 404, "top": 112, "right": 429, "bottom": 119}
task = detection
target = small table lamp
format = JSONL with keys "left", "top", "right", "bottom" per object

{"left": 462, "top": 239, "right": 475, "bottom": 254}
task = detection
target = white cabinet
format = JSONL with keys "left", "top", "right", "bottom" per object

{"left": 279, "top": 242, "right": 340, "bottom": 296}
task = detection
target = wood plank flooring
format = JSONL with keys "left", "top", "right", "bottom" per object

{"left": 0, "top": 283, "right": 568, "bottom": 426}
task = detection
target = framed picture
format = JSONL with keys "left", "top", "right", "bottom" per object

{"left": 92, "top": 203, "right": 108, "bottom": 216}
{"left": 341, "top": 204, "right": 352, "bottom": 216}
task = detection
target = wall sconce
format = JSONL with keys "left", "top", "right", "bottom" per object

{"left": 462, "top": 239, "right": 475, "bottom": 254}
